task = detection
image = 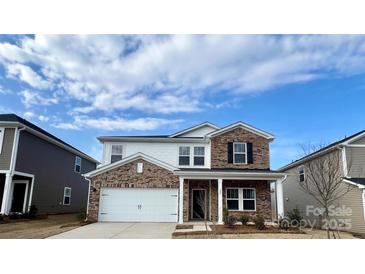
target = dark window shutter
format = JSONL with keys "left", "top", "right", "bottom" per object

{"left": 227, "top": 142, "right": 233, "bottom": 163}
{"left": 247, "top": 143, "right": 253, "bottom": 164}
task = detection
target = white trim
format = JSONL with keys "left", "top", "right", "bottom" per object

{"left": 362, "top": 189, "right": 365, "bottom": 222}
{"left": 276, "top": 175, "right": 287, "bottom": 219}
{"left": 342, "top": 131, "right": 365, "bottom": 145}
{"left": 218, "top": 178, "right": 223, "bottom": 224}
{"left": 178, "top": 177, "right": 184, "bottom": 224}
{"left": 74, "top": 156, "right": 82, "bottom": 173}
{"left": 1, "top": 173, "right": 12, "bottom": 214}
{"left": 233, "top": 142, "right": 247, "bottom": 165}
{"left": 207, "top": 121, "right": 275, "bottom": 140}
{"left": 343, "top": 178, "right": 365, "bottom": 189}
{"left": 9, "top": 180, "right": 29, "bottom": 213}
{"left": 63, "top": 187, "right": 72, "bottom": 205}
{"left": 341, "top": 147, "right": 348, "bottom": 177}
{"left": 345, "top": 144, "right": 365, "bottom": 148}
{"left": 0, "top": 127, "right": 4, "bottom": 154}
{"left": 209, "top": 180, "right": 212, "bottom": 221}
{"left": 177, "top": 145, "right": 207, "bottom": 168}
{"left": 226, "top": 187, "right": 256, "bottom": 212}
{"left": 191, "top": 188, "right": 207, "bottom": 220}
{"left": 98, "top": 136, "right": 210, "bottom": 143}
{"left": 173, "top": 170, "right": 286, "bottom": 181}
{"left": 169, "top": 122, "right": 219, "bottom": 138}
{"left": 85, "top": 177, "right": 91, "bottom": 217}
{"left": 85, "top": 152, "right": 179, "bottom": 178}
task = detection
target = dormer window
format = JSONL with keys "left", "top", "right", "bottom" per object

{"left": 233, "top": 142, "right": 247, "bottom": 164}
{"left": 111, "top": 144, "right": 123, "bottom": 163}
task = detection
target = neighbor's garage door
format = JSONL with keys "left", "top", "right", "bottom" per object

{"left": 98, "top": 188, "right": 178, "bottom": 222}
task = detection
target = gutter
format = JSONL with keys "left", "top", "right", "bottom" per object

{"left": 84, "top": 176, "right": 92, "bottom": 221}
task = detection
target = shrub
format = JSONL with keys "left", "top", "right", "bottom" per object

{"left": 253, "top": 215, "right": 266, "bottom": 230}
{"left": 279, "top": 217, "right": 290, "bottom": 230}
{"left": 27, "top": 205, "right": 38, "bottom": 219}
{"left": 77, "top": 209, "right": 87, "bottom": 221}
{"left": 226, "top": 216, "right": 237, "bottom": 228}
{"left": 287, "top": 208, "right": 302, "bottom": 223}
{"left": 223, "top": 207, "right": 229, "bottom": 224}
{"left": 239, "top": 215, "right": 250, "bottom": 225}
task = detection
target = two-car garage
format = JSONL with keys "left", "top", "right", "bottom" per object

{"left": 98, "top": 188, "right": 179, "bottom": 223}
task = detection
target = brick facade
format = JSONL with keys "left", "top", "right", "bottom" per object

{"left": 87, "top": 159, "right": 179, "bottom": 222}
{"left": 211, "top": 127, "right": 270, "bottom": 169}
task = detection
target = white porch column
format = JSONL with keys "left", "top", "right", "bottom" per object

{"left": 1, "top": 173, "right": 13, "bottom": 214}
{"left": 178, "top": 177, "right": 184, "bottom": 224}
{"left": 218, "top": 178, "right": 223, "bottom": 224}
{"left": 276, "top": 179, "right": 285, "bottom": 219}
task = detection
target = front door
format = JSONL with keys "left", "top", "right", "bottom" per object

{"left": 10, "top": 182, "right": 27, "bottom": 213}
{"left": 192, "top": 189, "right": 206, "bottom": 220}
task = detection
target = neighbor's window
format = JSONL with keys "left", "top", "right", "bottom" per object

{"left": 298, "top": 166, "right": 305, "bottom": 182}
{"left": 226, "top": 188, "right": 256, "bottom": 211}
{"left": 74, "top": 156, "right": 81, "bottom": 173}
{"left": 111, "top": 144, "right": 123, "bottom": 163}
{"left": 63, "top": 187, "right": 72, "bottom": 205}
{"left": 226, "top": 188, "right": 239, "bottom": 210}
{"left": 0, "top": 127, "right": 4, "bottom": 154}
{"left": 233, "top": 142, "right": 247, "bottom": 164}
{"left": 179, "top": 146, "right": 190, "bottom": 166}
{"left": 193, "top": 146, "right": 205, "bottom": 166}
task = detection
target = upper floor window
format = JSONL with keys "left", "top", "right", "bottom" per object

{"left": 0, "top": 127, "right": 4, "bottom": 154}
{"left": 111, "top": 144, "right": 123, "bottom": 163}
{"left": 63, "top": 187, "right": 72, "bottom": 205}
{"left": 193, "top": 146, "right": 205, "bottom": 166}
{"left": 298, "top": 166, "right": 305, "bottom": 182}
{"left": 179, "top": 146, "right": 190, "bottom": 166}
{"left": 74, "top": 156, "right": 81, "bottom": 173}
{"left": 233, "top": 142, "right": 247, "bottom": 164}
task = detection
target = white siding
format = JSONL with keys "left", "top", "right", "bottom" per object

{"left": 346, "top": 147, "right": 365, "bottom": 178}
{"left": 102, "top": 141, "right": 211, "bottom": 168}
{"left": 178, "top": 125, "right": 217, "bottom": 137}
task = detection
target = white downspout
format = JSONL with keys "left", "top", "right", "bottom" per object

{"left": 84, "top": 176, "right": 91, "bottom": 222}
{"left": 276, "top": 174, "right": 288, "bottom": 219}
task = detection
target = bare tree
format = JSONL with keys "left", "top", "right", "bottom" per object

{"left": 195, "top": 190, "right": 217, "bottom": 238}
{"left": 298, "top": 144, "right": 355, "bottom": 239}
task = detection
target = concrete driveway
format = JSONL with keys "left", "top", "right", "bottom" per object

{"left": 48, "top": 222, "right": 176, "bottom": 239}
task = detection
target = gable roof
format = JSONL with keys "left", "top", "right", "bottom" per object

{"left": 169, "top": 122, "right": 219, "bottom": 137}
{"left": 207, "top": 121, "right": 275, "bottom": 140}
{"left": 0, "top": 113, "right": 99, "bottom": 164}
{"left": 278, "top": 129, "right": 365, "bottom": 171}
{"left": 84, "top": 152, "right": 179, "bottom": 177}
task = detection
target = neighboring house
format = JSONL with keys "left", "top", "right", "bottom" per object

{"left": 85, "top": 121, "right": 286, "bottom": 224}
{"left": 278, "top": 130, "right": 365, "bottom": 234}
{"left": 0, "top": 114, "right": 98, "bottom": 215}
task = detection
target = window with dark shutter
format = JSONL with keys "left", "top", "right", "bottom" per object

{"left": 247, "top": 143, "right": 253, "bottom": 164}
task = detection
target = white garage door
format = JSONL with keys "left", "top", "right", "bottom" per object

{"left": 98, "top": 188, "right": 178, "bottom": 222}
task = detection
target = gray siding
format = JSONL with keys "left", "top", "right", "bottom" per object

{"left": 352, "top": 135, "right": 365, "bottom": 145}
{"left": 15, "top": 130, "right": 96, "bottom": 214}
{"left": 0, "top": 128, "right": 15, "bottom": 170}
{"left": 346, "top": 147, "right": 365, "bottom": 178}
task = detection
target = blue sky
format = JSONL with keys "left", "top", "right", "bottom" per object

{"left": 1, "top": 35, "right": 365, "bottom": 168}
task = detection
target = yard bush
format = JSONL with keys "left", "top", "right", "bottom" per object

{"left": 253, "top": 215, "right": 266, "bottom": 230}
{"left": 223, "top": 207, "right": 229, "bottom": 224}
{"left": 279, "top": 217, "right": 290, "bottom": 230}
{"left": 77, "top": 209, "right": 87, "bottom": 221}
{"left": 226, "top": 216, "right": 237, "bottom": 228}
{"left": 239, "top": 215, "right": 250, "bottom": 225}
{"left": 25, "top": 205, "right": 38, "bottom": 219}
{"left": 287, "top": 208, "right": 302, "bottom": 224}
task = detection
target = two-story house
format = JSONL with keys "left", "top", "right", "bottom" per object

{"left": 278, "top": 130, "right": 365, "bottom": 234}
{"left": 85, "top": 121, "right": 286, "bottom": 224}
{"left": 0, "top": 114, "right": 98, "bottom": 216}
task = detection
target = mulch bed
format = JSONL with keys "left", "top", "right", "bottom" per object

{"left": 172, "top": 224, "right": 303, "bottom": 237}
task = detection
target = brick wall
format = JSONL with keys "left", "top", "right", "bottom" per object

{"left": 87, "top": 159, "right": 179, "bottom": 222}
{"left": 211, "top": 127, "right": 270, "bottom": 169}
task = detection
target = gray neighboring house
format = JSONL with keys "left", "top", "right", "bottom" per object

{"left": 278, "top": 130, "right": 365, "bottom": 235}
{"left": 0, "top": 114, "right": 98, "bottom": 215}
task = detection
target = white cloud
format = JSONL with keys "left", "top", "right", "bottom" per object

{"left": 38, "top": 115, "right": 49, "bottom": 122}
{"left": 6, "top": 63, "right": 51, "bottom": 89}
{"left": 0, "top": 84, "right": 11, "bottom": 94}
{"left": 2, "top": 35, "right": 365, "bottom": 115}
{"left": 53, "top": 115, "right": 181, "bottom": 131}
{"left": 23, "top": 111, "right": 35, "bottom": 119}
{"left": 20, "top": 89, "right": 58, "bottom": 107}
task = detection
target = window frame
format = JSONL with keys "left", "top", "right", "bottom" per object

{"left": 0, "top": 127, "right": 4, "bottom": 154}
{"left": 63, "top": 187, "right": 72, "bottom": 205}
{"left": 226, "top": 187, "right": 256, "bottom": 212}
{"left": 178, "top": 145, "right": 206, "bottom": 167}
{"left": 74, "top": 156, "right": 81, "bottom": 173}
{"left": 110, "top": 144, "right": 124, "bottom": 163}
{"left": 193, "top": 146, "right": 205, "bottom": 166}
{"left": 233, "top": 142, "right": 247, "bottom": 165}
{"left": 298, "top": 166, "right": 305, "bottom": 182}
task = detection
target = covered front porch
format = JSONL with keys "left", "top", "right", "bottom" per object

{"left": 0, "top": 171, "right": 34, "bottom": 215}
{"left": 174, "top": 170, "right": 286, "bottom": 224}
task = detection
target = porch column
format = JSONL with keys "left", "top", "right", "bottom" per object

{"left": 0, "top": 173, "right": 12, "bottom": 214}
{"left": 178, "top": 177, "right": 184, "bottom": 224}
{"left": 218, "top": 178, "right": 223, "bottom": 224}
{"left": 276, "top": 179, "right": 285, "bottom": 219}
